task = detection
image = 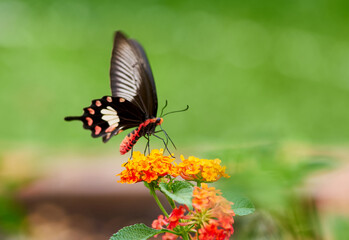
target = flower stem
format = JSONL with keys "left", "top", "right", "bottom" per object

{"left": 181, "top": 229, "right": 190, "bottom": 240}
{"left": 147, "top": 182, "right": 169, "bottom": 217}
{"left": 164, "top": 193, "right": 176, "bottom": 209}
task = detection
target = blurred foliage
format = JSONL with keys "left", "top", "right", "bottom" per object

{"left": 204, "top": 143, "right": 339, "bottom": 239}
{"left": 330, "top": 216, "right": 349, "bottom": 240}
{"left": 0, "top": 155, "right": 26, "bottom": 236}
{"left": 0, "top": 0, "right": 349, "bottom": 150}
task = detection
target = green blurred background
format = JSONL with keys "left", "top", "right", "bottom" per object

{"left": 2, "top": 0, "right": 349, "bottom": 148}
{"left": 1, "top": 0, "right": 349, "bottom": 239}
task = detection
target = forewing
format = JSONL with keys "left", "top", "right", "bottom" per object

{"left": 65, "top": 96, "right": 144, "bottom": 143}
{"left": 110, "top": 31, "right": 158, "bottom": 118}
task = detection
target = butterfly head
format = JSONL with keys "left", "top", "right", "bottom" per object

{"left": 156, "top": 118, "right": 163, "bottom": 125}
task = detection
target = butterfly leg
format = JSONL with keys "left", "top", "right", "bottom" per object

{"left": 147, "top": 134, "right": 151, "bottom": 155}
{"left": 129, "top": 146, "right": 134, "bottom": 159}
{"left": 154, "top": 130, "right": 169, "bottom": 145}
{"left": 159, "top": 125, "right": 177, "bottom": 150}
{"left": 153, "top": 133, "right": 174, "bottom": 158}
{"left": 144, "top": 135, "right": 151, "bottom": 155}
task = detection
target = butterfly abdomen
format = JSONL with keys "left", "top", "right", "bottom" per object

{"left": 120, "top": 118, "right": 163, "bottom": 155}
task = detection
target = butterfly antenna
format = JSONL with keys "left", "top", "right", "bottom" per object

{"left": 162, "top": 105, "right": 189, "bottom": 118}
{"left": 160, "top": 100, "right": 168, "bottom": 117}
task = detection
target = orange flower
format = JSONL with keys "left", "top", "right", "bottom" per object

{"left": 198, "top": 222, "right": 226, "bottom": 240}
{"left": 152, "top": 215, "right": 168, "bottom": 230}
{"left": 162, "top": 232, "right": 178, "bottom": 240}
{"left": 190, "top": 184, "right": 235, "bottom": 240}
{"left": 152, "top": 184, "right": 235, "bottom": 240}
{"left": 192, "top": 183, "right": 221, "bottom": 210}
{"left": 117, "top": 149, "right": 177, "bottom": 184}
{"left": 167, "top": 205, "right": 188, "bottom": 229}
{"left": 176, "top": 156, "right": 230, "bottom": 183}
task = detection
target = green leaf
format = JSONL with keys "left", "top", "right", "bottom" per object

{"left": 159, "top": 181, "right": 194, "bottom": 208}
{"left": 109, "top": 223, "right": 162, "bottom": 240}
{"left": 224, "top": 193, "right": 255, "bottom": 216}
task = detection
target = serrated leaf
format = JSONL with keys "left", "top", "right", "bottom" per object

{"left": 109, "top": 223, "right": 162, "bottom": 240}
{"left": 224, "top": 194, "right": 255, "bottom": 216}
{"left": 159, "top": 181, "right": 193, "bottom": 208}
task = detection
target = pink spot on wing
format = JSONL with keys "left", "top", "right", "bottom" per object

{"left": 96, "top": 100, "right": 102, "bottom": 107}
{"left": 119, "top": 98, "right": 125, "bottom": 102}
{"left": 105, "top": 126, "right": 115, "bottom": 133}
{"left": 95, "top": 126, "right": 102, "bottom": 135}
{"left": 87, "top": 108, "right": 95, "bottom": 115}
{"left": 86, "top": 117, "right": 93, "bottom": 126}
{"left": 107, "top": 96, "right": 112, "bottom": 102}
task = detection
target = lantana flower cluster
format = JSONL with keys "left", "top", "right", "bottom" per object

{"left": 177, "top": 155, "right": 230, "bottom": 182}
{"left": 152, "top": 183, "right": 235, "bottom": 240}
{"left": 116, "top": 149, "right": 235, "bottom": 240}
{"left": 117, "top": 149, "right": 178, "bottom": 183}
{"left": 117, "top": 149, "right": 229, "bottom": 184}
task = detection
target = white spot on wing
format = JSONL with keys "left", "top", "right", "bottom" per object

{"left": 101, "top": 106, "right": 117, "bottom": 115}
{"left": 108, "top": 119, "right": 119, "bottom": 126}
{"left": 102, "top": 115, "right": 119, "bottom": 121}
{"left": 101, "top": 106, "right": 120, "bottom": 127}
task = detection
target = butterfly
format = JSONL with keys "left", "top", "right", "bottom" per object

{"left": 65, "top": 31, "right": 166, "bottom": 155}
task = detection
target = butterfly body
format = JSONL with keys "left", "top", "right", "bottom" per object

{"left": 120, "top": 117, "right": 163, "bottom": 155}
{"left": 65, "top": 31, "right": 162, "bottom": 155}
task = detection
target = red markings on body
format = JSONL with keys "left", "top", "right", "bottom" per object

{"left": 144, "top": 119, "right": 151, "bottom": 125}
{"left": 107, "top": 96, "right": 112, "bottom": 102}
{"left": 119, "top": 118, "right": 163, "bottom": 155}
{"left": 96, "top": 100, "right": 102, "bottom": 107}
{"left": 87, "top": 108, "right": 95, "bottom": 114}
{"left": 95, "top": 126, "right": 102, "bottom": 135}
{"left": 86, "top": 117, "right": 93, "bottom": 126}
{"left": 120, "top": 130, "right": 139, "bottom": 155}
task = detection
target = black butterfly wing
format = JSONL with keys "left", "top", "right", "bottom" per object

{"left": 110, "top": 31, "right": 158, "bottom": 119}
{"left": 65, "top": 96, "right": 144, "bottom": 143}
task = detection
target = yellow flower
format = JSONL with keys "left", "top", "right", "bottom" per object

{"left": 176, "top": 155, "right": 230, "bottom": 183}
{"left": 117, "top": 149, "right": 177, "bottom": 184}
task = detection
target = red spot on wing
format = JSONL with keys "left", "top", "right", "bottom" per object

{"left": 107, "top": 96, "right": 112, "bottom": 102}
{"left": 105, "top": 126, "right": 115, "bottom": 133}
{"left": 87, "top": 108, "right": 95, "bottom": 114}
{"left": 86, "top": 117, "right": 93, "bottom": 126}
{"left": 95, "top": 126, "right": 102, "bottom": 135}
{"left": 96, "top": 100, "right": 102, "bottom": 107}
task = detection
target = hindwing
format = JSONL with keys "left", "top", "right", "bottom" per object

{"left": 65, "top": 96, "right": 144, "bottom": 142}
